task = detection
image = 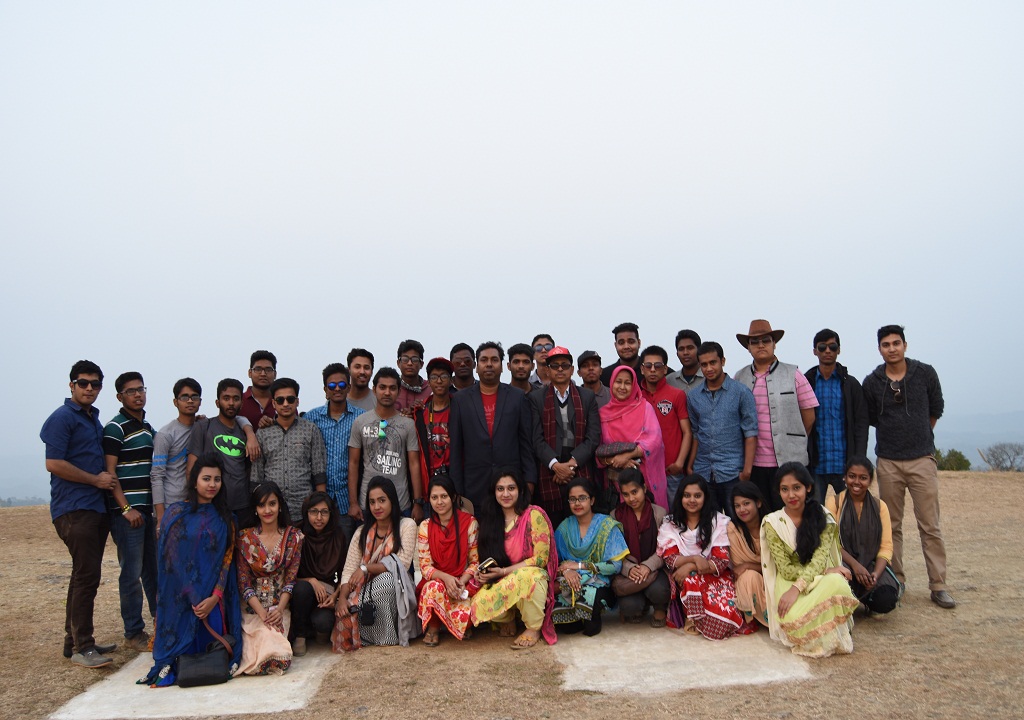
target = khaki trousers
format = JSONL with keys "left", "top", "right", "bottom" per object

{"left": 876, "top": 456, "right": 947, "bottom": 591}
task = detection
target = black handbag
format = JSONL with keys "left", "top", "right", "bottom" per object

{"left": 176, "top": 614, "right": 235, "bottom": 688}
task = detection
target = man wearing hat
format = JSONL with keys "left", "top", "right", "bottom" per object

{"left": 529, "top": 347, "right": 602, "bottom": 528}
{"left": 733, "top": 320, "right": 818, "bottom": 510}
{"left": 577, "top": 350, "right": 610, "bottom": 407}
{"left": 414, "top": 358, "right": 456, "bottom": 507}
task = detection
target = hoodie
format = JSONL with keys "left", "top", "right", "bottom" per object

{"left": 862, "top": 358, "right": 944, "bottom": 460}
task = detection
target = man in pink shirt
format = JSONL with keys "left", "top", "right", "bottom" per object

{"left": 733, "top": 320, "right": 817, "bottom": 511}
{"left": 638, "top": 345, "right": 692, "bottom": 505}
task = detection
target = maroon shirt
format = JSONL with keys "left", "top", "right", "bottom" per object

{"left": 241, "top": 387, "right": 276, "bottom": 428}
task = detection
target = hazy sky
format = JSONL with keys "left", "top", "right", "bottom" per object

{"left": 2, "top": 3, "right": 1021, "bottom": 491}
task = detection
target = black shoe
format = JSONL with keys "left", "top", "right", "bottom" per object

{"left": 931, "top": 590, "right": 957, "bottom": 609}
{"left": 64, "top": 642, "right": 117, "bottom": 659}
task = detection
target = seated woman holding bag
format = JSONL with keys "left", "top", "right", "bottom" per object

{"left": 825, "top": 456, "right": 901, "bottom": 615}
{"left": 727, "top": 481, "right": 770, "bottom": 628}
{"left": 333, "top": 476, "right": 419, "bottom": 651}
{"left": 290, "top": 492, "right": 348, "bottom": 656}
{"left": 552, "top": 478, "right": 629, "bottom": 637}
{"left": 417, "top": 474, "right": 479, "bottom": 646}
{"left": 611, "top": 468, "right": 670, "bottom": 627}
{"left": 140, "top": 454, "right": 242, "bottom": 687}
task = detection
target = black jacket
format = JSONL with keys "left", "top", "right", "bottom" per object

{"left": 804, "top": 362, "right": 869, "bottom": 473}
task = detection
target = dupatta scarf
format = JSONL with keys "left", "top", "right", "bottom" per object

{"left": 599, "top": 366, "right": 668, "bottom": 507}
{"left": 836, "top": 490, "right": 883, "bottom": 570}
{"left": 506, "top": 505, "right": 560, "bottom": 645}
{"left": 418, "top": 509, "right": 475, "bottom": 593}
{"left": 332, "top": 526, "right": 399, "bottom": 652}
{"left": 614, "top": 499, "right": 657, "bottom": 561}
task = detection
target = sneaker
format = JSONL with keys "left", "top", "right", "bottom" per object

{"left": 125, "top": 631, "right": 151, "bottom": 651}
{"left": 931, "top": 590, "right": 957, "bottom": 609}
{"left": 291, "top": 637, "right": 307, "bottom": 657}
{"left": 64, "top": 641, "right": 116, "bottom": 659}
{"left": 71, "top": 648, "right": 113, "bottom": 669}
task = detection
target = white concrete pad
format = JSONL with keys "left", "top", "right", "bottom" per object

{"left": 552, "top": 622, "right": 812, "bottom": 693}
{"left": 50, "top": 647, "right": 340, "bottom": 720}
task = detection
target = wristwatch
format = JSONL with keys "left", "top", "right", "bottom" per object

{"left": 413, "top": 498, "right": 425, "bottom": 506}
{"left": 360, "top": 564, "right": 367, "bottom": 573}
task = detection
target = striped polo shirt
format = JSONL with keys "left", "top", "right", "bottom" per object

{"left": 103, "top": 408, "right": 155, "bottom": 510}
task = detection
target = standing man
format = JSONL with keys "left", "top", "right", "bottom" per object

{"left": 188, "top": 379, "right": 252, "bottom": 515}
{"left": 241, "top": 350, "right": 278, "bottom": 429}
{"left": 103, "top": 371, "right": 158, "bottom": 651}
{"left": 733, "top": 320, "right": 818, "bottom": 510}
{"left": 601, "top": 322, "right": 643, "bottom": 386}
{"left": 805, "top": 329, "right": 868, "bottom": 502}
{"left": 507, "top": 343, "right": 536, "bottom": 395}
{"left": 414, "top": 358, "right": 455, "bottom": 501}
{"left": 304, "top": 363, "right": 364, "bottom": 539}
{"left": 529, "top": 334, "right": 555, "bottom": 388}
{"left": 638, "top": 346, "right": 692, "bottom": 504}
{"left": 577, "top": 350, "right": 610, "bottom": 407}
{"left": 449, "top": 341, "right": 536, "bottom": 512}
{"left": 686, "top": 343, "right": 758, "bottom": 513}
{"left": 395, "top": 339, "right": 431, "bottom": 415}
{"left": 449, "top": 342, "right": 476, "bottom": 393}
{"left": 666, "top": 329, "right": 704, "bottom": 393}
{"left": 41, "top": 360, "right": 118, "bottom": 668}
{"left": 348, "top": 367, "right": 422, "bottom": 522}
{"left": 529, "top": 347, "right": 602, "bottom": 528}
{"left": 252, "top": 378, "right": 328, "bottom": 521}
{"left": 863, "top": 325, "right": 954, "bottom": 609}
{"left": 346, "top": 348, "right": 377, "bottom": 411}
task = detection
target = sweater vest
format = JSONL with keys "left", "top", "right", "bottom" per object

{"left": 734, "top": 360, "right": 809, "bottom": 466}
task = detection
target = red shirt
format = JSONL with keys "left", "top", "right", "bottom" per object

{"left": 481, "top": 391, "right": 497, "bottom": 436}
{"left": 640, "top": 379, "right": 689, "bottom": 467}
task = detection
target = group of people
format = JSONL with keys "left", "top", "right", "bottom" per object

{"left": 41, "top": 319, "right": 953, "bottom": 679}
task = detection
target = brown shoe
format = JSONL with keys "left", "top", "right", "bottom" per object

{"left": 125, "top": 631, "right": 151, "bottom": 652}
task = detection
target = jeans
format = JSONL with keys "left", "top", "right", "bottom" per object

{"left": 814, "top": 473, "right": 845, "bottom": 504}
{"left": 665, "top": 473, "right": 685, "bottom": 507}
{"left": 53, "top": 510, "right": 110, "bottom": 654}
{"left": 109, "top": 510, "right": 158, "bottom": 638}
{"left": 750, "top": 466, "right": 781, "bottom": 512}
{"left": 709, "top": 479, "right": 739, "bottom": 516}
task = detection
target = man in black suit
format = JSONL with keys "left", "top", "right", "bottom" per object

{"left": 449, "top": 341, "right": 536, "bottom": 512}
{"left": 528, "top": 347, "right": 602, "bottom": 528}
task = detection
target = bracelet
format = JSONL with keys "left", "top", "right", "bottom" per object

{"left": 121, "top": 504, "right": 132, "bottom": 515}
{"left": 793, "top": 578, "right": 808, "bottom": 593}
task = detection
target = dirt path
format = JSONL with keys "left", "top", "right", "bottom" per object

{"left": 5, "top": 471, "right": 1022, "bottom": 720}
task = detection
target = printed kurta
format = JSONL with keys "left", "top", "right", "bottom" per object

{"left": 417, "top": 514, "right": 480, "bottom": 639}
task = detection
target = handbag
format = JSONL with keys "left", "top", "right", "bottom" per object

{"left": 176, "top": 614, "right": 234, "bottom": 688}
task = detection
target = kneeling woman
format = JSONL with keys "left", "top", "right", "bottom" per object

{"left": 417, "top": 474, "right": 479, "bottom": 646}
{"left": 552, "top": 478, "right": 629, "bottom": 636}
{"left": 333, "top": 477, "right": 419, "bottom": 651}
{"left": 236, "top": 481, "right": 303, "bottom": 675}
{"left": 471, "top": 469, "right": 559, "bottom": 649}
{"left": 825, "top": 456, "right": 901, "bottom": 615}
{"left": 611, "top": 469, "right": 670, "bottom": 627}
{"left": 762, "top": 462, "right": 859, "bottom": 657}
{"left": 141, "top": 454, "right": 242, "bottom": 686}
{"left": 727, "top": 481, "right": 769, "bottom": 628}
{"left": 291, "top": 492, "right": 348, "bottom": 656}
{"left": 657, "top": 475, "right": 748, "bottom": 640}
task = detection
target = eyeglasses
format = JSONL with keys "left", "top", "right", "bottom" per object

{"left": 121, "top": 386, "right": 147, "bottom": 397}
{"left": 428, "top": 373, "right": 451, "bottom": 382}
{"left": 533, "top": 343, "right": 554, "bottom": 353}
{"left": 816, "top": 343, "right": 839, "bottom": 353}
{"left": 398, "top": 356, "right": 423, "bottom": 365}
{"left": 748, "top": 336, "right": 774, "bottom": 346}
{"left": 567, "top": 495, "right": 591, "bottom": 505}
{"left": 889, "top": 381, "right": 903, "bottom": 404}
{"left": 547, "top": 362, "right": 572, "bottom": 371}
{"left": 378, "top": 419, "right": 388, "bottom": 439}
{"left": 640, "top": 362, "right": 666, "bottom": 370}
{"left": 326, "top": 381, "right": 348, "bottom": 390}
{"left": 307, "top": 508, "right": 331, "bottom": 517}
{"left": 177, "top": 394, "right": 201, "bottom": 402}
{"left": 73, "top": 379, "right": 103, "bottom": 389}
{"left": 250, "top": 366, "right": 276, "bottom": 375}
{"left": 273, "top": 395, "right": 298, "bottom": 405}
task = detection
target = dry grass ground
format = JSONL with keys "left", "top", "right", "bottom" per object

{"left": 4, "top": 471, "right": 1022, "bottom": 720}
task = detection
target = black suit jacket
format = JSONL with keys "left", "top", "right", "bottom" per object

{"left": 449, "top": 383, "right": 537, "bottom": 511}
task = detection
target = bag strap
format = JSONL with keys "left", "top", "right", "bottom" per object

{"left": 201, "top": 599, "right": 232, "bottom": 654}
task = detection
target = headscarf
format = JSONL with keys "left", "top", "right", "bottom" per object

{"left": 599, "top": 366, "right": 668, "bottom": 506}
{"left": 298, "top": 516, "right": 348, "bottom": 584}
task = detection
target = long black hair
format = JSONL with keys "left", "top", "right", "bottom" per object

{"left": 670, "top": 474, "right": 715, "bottom": 550}
{"left": 299, "top": 491, "right": 341, "bottom": 537}
{"left": 776, "top": 462, "right": 826, "bottom": 564}
{"left": 729, "top": 481, "right": 767, "bottom": 552}
{"left": 427, "top": 473, "right": 465, "bottom": 566}
{"left": 186, "top": 453, "right": 232, "bottom": 525}
{"left": 358, "top": 476, "right": 405, "bottom": 554}
{"left": 477, "top": 467, "right": 531, "bottom": 567}
{"left": 242, "top": 480, "right": 290, "bottom": 529}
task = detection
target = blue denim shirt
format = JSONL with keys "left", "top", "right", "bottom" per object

{"left": 40, "top": 399, "right": 108, "bottom": 520}
{"left": 304, "top": 402, "right": 365, "bottom": 514}
{"left": 686, "top": 376, "right": 758, "bottom": 483}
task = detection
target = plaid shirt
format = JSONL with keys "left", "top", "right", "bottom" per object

{"left": 253, "top": 417, "right": 328, "bottom": 519}
{"left": 813, "top": 370, "right": 846, "bottom": 474}
{"left": 304, "top": 403, "right": 364, "bottom": 514}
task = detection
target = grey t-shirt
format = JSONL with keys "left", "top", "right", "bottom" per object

{"left": 188, "top": 416, "right": 250, "bottom": 512}
{"left": 347, "top": 391, "right": 377, "bottom": 412}
{"left": 348, "top": 411, "right": 418, "bottom": 511}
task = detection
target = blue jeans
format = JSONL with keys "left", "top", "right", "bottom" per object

{"left": 109, "top": 510, "right": 158, "bottom": 638}
{"left": 665, "top": 473, "right": 685, "bottom": 507}
{"left": 814, "top": 473, "right": 845, "bottom": 504}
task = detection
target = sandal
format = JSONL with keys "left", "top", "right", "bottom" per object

{"left": 422, "top": 630, "right": 440, "bottom": 647}
{"left": 510, "top": 631, "right": 540, "bottom": 650}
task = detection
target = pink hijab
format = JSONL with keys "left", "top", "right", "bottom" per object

{"left": 599, "top": 366, "right": 668, "bottom": 507}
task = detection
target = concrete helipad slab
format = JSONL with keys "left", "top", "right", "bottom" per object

{"left": 50, "top": 647, "right": 340, "bottom": 720}
{"left": 552, "top": 621, "right": 812, "bottom": 692}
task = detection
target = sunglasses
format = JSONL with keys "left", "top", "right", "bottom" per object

{"left": 533, "top": 343, "right": 554, "bottom": 352}
{"left": 547, "top": 362, "right": 572, "bottom": 371}
{"left": 378, "top": 419, "right": 388, "bottom": 440}
{"left": 326, "top": 381, "right": 348, "bottom": 390}
{"left": 889, "top": 381, "right": 903, "bottom": 404}
{"left": 748, "top": 335, "right": 774, "bottom": 346}
{"left": 640, "top": 362, "right": 666, "bottom": 370}
{"left": 73, "top": 379, "right": 103, "bottom": 389}
{"left": 816, "top": 343, "right": 839, "bottom": 353}
{"left": 273, "top": 395, "right": 298, "bottom": 405}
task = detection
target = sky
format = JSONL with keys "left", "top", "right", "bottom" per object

{"left": 2, "top": 2, "right": 1022, "bottom": 494}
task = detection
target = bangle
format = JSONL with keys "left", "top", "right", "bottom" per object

{"left": 121, "top": 504, "right": 132, "bottom": 515}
